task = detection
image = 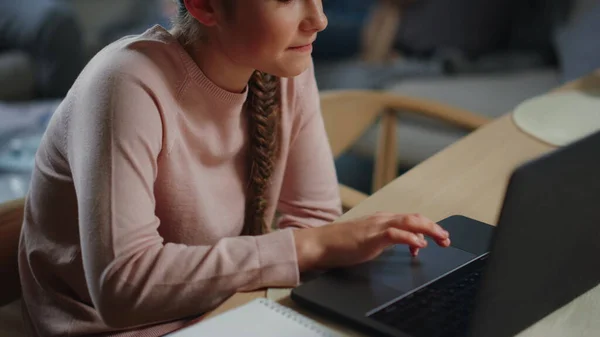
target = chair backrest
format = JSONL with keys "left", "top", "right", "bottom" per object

{"left": 319, "top": 90, "right": 489, "bottom": 192}
{"left": 320, "top": 90, "right": 399, "bottom": 191}
{"left": 0, "top": 198, "right": 25, "bottom": 306}
{"left": 320, "top": 91, "right": 388, "bottom": 157}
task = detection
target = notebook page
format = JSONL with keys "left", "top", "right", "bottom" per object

{"left": 168, "top": 298, "right": 341, "bottom": 337}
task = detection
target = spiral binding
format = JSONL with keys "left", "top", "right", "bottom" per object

{"left": 257, "top": 298, "right": 339, "bottom": 337}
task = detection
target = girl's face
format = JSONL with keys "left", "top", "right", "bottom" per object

{"left": 212, "top": 0, "right": 328, "bottom": 77}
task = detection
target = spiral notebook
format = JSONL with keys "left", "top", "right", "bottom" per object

{"left": 168, "top": 298, "right": 342, "bottom": 337}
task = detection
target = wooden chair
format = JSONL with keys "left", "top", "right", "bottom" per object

{"left": 319, "top": 90, "right": 490, "bottom": 211}
{"left": 0, "top": 198, "right": 26, "bottom": 337}
{"left": 0, "top": 198, "right": 24, "bottom": 307}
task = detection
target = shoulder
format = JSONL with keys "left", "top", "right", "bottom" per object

{"left": 63, "top": 26, "right": 191, "bottom": 128}
{"left": 77, "top": 25, "right": 189, "bottom": 98}
{"left": 60, "top": 27, "right": 194, "bottom": 148}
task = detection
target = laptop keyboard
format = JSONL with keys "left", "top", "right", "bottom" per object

{"left": 370, "top": 256, "right": 487, "bottom": 337}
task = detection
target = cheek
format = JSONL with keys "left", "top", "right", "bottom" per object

{"left": 227, "top": 15, "right": 295, "bottom": 63}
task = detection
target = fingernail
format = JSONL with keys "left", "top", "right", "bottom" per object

{"left": 420, "top": 239, "right": 428, "bottom": 247}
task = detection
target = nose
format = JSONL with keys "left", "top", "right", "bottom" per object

{"left": 301, "top": 0, "right": 328, "bottom": 33}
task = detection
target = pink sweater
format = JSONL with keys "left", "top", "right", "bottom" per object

{"left": 18, "top": 25, "right": 341, "bottom": 337}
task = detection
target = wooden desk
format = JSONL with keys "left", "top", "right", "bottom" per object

{"left": 205, "top": 70, "right": 600, "bottom": 334}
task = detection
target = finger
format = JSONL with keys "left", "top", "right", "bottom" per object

{"left": 381, "top": 228, "right": 428, "bottom": 249}
{"left": 410, "top": 234, "right": 425, "bottom": 257}
{"left": 436, "top": 237, "right": 451, "bottom": 247}
{"left": 410, "top": 246, "right": 419, "bottom": 257}
{"left": 391, "top": 214, "right": 450, "bottom": 242}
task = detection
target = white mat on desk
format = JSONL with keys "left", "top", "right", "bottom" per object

{"left": 512, "top": 90, "right": 600, "bottom": 146}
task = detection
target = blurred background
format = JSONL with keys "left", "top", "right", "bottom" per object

{"left": 1, "top": 0, "right": 599, "bottom": 203}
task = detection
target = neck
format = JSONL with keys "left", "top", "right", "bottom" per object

{"left": 172, "top": 28, "right": 253, "bottom": 94}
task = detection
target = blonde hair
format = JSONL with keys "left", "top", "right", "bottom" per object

{"left": 173, "top": 0, "right": 281, "bottom": 236}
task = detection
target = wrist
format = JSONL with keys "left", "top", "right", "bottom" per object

{"left": 293, "top": 227, "right": 325, "bottom": 272}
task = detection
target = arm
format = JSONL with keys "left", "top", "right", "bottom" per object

{"left": 274, "top": 64, "right": 451, "bottom": 273}
{"left": 68, "top": 71, "right": 299, "bottom": 328}
{"left": 277, "top": 62, "right": 343, "bottom": 230}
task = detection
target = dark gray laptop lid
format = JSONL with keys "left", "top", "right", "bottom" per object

{"left": 468, "top": 130, "right": 600, "bottom": 337}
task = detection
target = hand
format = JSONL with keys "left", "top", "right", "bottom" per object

{"left": 293, "top": 213, "right": 451, "bottom": 272}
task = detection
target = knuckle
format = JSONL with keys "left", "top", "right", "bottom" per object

{"left": 408, "top": 233, "right": 420, "bottom": 244}
{"left": 371, "top": 212, "right": 392, "bottom": 224}
{"left": 400, "top": 230, "right": 414, "bottom": 241}
{"left": 405, "top": 214, "right": 420, "bottom": 226}
{"left": 378, "top": 228, "right": 395, "bottom": 243}
{"left": 427, "top": 222, "right": 437, "bottom": 232}
{"left": 371, "top": 217, "right": 386, "bottom": 226}
{"left": 375, "top": 211, "right": 394, "bottom": 219}
{"left": 370, "top": 212, "right": 385, "bottom": 220}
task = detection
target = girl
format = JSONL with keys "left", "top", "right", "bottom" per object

{"left": 18, "top": 0, "right": 451, "bottom": 336}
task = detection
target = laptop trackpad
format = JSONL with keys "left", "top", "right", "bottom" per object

{"left": 341, "top": 241, "right": 477, "bottom": 293}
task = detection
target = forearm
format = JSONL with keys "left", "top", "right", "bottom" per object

{"left": 90, "top": 229, "right": 299, "bottom": 328}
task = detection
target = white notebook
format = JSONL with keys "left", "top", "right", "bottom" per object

{"left": 168, "top": 298, "right": 342, "bottom": 337}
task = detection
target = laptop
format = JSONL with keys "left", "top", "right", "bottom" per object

{"left": 291, "top": 130, "right": 600, "bottom": 337}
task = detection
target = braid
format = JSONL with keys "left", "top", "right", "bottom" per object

{"left": 243, "top": 71, "right": 281, "bottom": 236}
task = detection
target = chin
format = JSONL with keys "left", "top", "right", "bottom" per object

{"left": 263, "top": 57, "right": 312, "bottom": 78}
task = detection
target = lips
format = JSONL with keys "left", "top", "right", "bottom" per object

{"left": 289, "top": 43, "right": 312, "bottom": 49}
{"left": 290, "top": 42, "right": 312, "bottom": 49}
{"left": 289, "top": 39, "right": 316, "bottom": 49}
{"left": 288, "top": 44, "right": 313, "bottom": 53}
